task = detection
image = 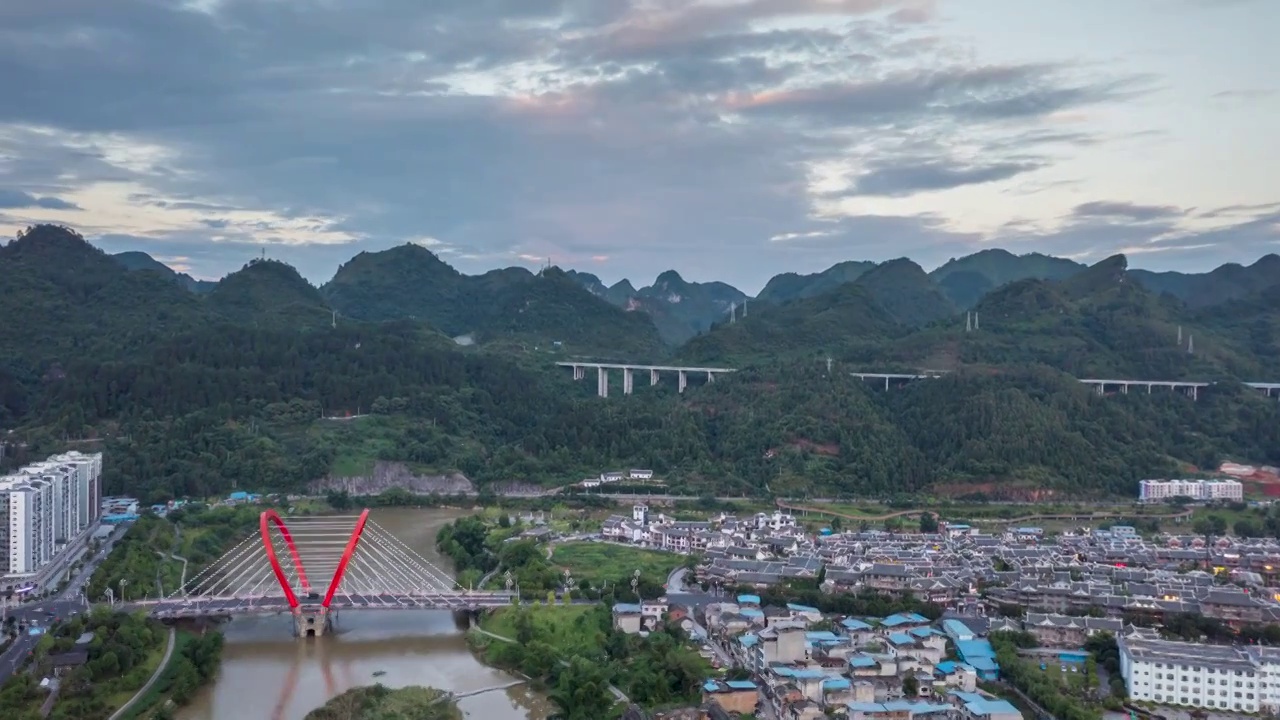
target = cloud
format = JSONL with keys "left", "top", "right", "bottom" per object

{"left": 0, "top": 0, "right": 1268, "bottom": 293}
{"left": 848, "top": 160, "right": 1039, "bottom": 197}
{"left": 0, "top": 188, "right": 81, "bottom": 210}
{"left": 1072, "top": 201, "right": 1185, "bottom": 222}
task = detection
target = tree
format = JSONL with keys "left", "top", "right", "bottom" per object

{"left": 325, "top": 490, "right": 351, "bottom": 510}
{"left": 902, "top": 675, "right": 919, "bottom": 697}
{"left": 548, "top": 657, "right": 617, "bottom": 720}
{"left": 919, "top": 512, "right": 939, "bottom": 533}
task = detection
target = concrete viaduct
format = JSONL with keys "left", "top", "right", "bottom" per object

{"left": 556, "top": 362, "right": 736, "bottom": 397}
{"left": 558, "top": 363, "right": 1280, "bottom": 400}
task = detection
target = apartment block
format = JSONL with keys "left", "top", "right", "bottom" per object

{"left": 1, "top": 451, "right": 103, "bottom": 586}
{"left": 1138, "top": 479, "right": 1243, "bottom": 503}
{"left": 1120, "top": 637, "right": 1280, "bottom": 712}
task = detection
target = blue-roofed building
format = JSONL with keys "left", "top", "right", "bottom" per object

{"left": 787, "top": 603, "right": 822, "bottom": 622}
{"left": 848, "top": 654, "right": 879, "bottom": 672}
{"left": 909, "top": 626, "right": 942, "bottom": 639}
{"left": 612, "top": 603, "right": 643, "bottom": 634}
{"left": 943, "top": 618, "right": 976, "bottom": 642}
{"left": 841, "top": 618, "right": 873, "bottom": 632}
{"left": 955, "top": 639, "right": 999, "bottom": 680}
{"left": 701, "top": 678, "right": 759, "bottom": 714}
{"left": 846, "top": 701, "right": 953, "bottom": 720}
{"left": 738, "top": 594, "right": 761, "bottom": 606}
{"left": 888, "top": 632, "right": 917, "bottom": 648}
{"left": 959, "top": 697, "right": 1021, "bottom": 720}
{"left": 881, "top": 612, "right": 931, "bottom": 629}
{"left": 966, "top": 656, "right": 1000, "bottom": 681}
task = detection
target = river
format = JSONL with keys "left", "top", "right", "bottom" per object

{"left": 177, "top": 507, "right": 550, "bottom": 720}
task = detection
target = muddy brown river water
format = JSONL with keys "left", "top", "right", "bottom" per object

{"left": 176, "top": 507, "right": 550, "bottom": 720}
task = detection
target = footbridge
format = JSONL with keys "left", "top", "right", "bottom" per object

{"left": 123, "top": 510, "right": 514, "bottom": 635}
{"left": 556, "top": 361, "right": 736, "bottom": 397}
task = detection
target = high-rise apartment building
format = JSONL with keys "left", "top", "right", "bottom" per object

{"left": 1, "top": 451, "right": 103, "bottom": 583}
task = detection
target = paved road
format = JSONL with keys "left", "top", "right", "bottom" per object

{"left": 108, "top": 627, "right": 176, "bottom": 720}
{"left": 0, "top": 524, "right": 128, "bottom": 685}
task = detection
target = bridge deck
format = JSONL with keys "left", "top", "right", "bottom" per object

{"left": 556, "top": 362, "right": 736, "bottom": 372}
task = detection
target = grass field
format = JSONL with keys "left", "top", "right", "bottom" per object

{"left": 1038, "top": 661, "right": 1089, "bottom": 691}
{"left": 479, "top": 604, "right": 604, "bottom": 656}
{"left": 550, "top": 541, "right": 684, "bottom": 586}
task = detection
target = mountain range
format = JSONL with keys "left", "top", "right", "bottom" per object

{"left": 104, "top": 234, "right": 1280, "bottom": 363}
{"left": 2, "top": 224, "right": 1277, "bottom": 503}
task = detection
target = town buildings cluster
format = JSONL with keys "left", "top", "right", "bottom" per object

{"left": 1, "top": 451, "right": 102, "bottom": 589}
{"left": 600, "top": 503, "right": 1280, "bottom": 716}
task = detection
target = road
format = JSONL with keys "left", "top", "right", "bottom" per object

{"left": 0, "top": 523, "right": 128, "bottom": 685}
{"left": 108, "top": 627, "right": 176, "bottom": 720}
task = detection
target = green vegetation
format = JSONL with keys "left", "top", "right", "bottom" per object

{"left": 302, "top": 684, "right": 461, "bottom": 720}
{"left": 577, "top": 269, "right": 750, "bottom": 346}
{"left": 0, "top": 609, "right": 168, "bottom": 720}
{"left": 476, "top": 604, "right": 710, "bottom": 716}
{"left": 437, "top": 516, "right": 671, "bottom": 599}
{"left": 549, "top": 542, "right": 683, "bottom": 588}
{"left": 755, "top": 260, "right": 877, "bottom": 305}
{"left": 321, "top": 244, "right": 665, "bottom": 358}
{"left": 930, "top": 248, "right": 1083, "bottom": 309}
{"left": 86, "top": 504, "right": 262, "bottom": 602}
{"left": 736, "top": 579, "right": 944, "bottom": 619}
{"left": 4, "top": 225, "right": 1280, "bottom": 504}
{"left": 990, "top": 631, "right": 1102, "bottom": 720}
{"left": 121, "top": 630, "right": 223, "bottom": 720}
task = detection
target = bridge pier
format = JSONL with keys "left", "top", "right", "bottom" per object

{"left": 573, "top": 365, "right": 584, "bottom": 381}
{"left": 294, "top": 607, "right": 331, "bottom": 638}
{"left": 678, "top": 370, "right": 687, "bottom": 393}
{"left": 623, "top": 368, "right": 634, "bottom": 395}
{"left": 650, "top": 369, "right": 659, "bottom": 386}
{"left": 597, "top": 367, "right": 609, "bottom": 398}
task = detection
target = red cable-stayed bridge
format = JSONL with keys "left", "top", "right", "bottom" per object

{"left": 121, "top": 510, "right": 515, "bottom": 633}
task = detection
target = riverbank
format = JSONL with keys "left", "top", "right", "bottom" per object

{"left": 115, "top": 628, "right": 223, "bottom": 720}
{"left": 470, "top": 602, "right": 710, "bottom": 715}
{"left": 109, "top": 627, "right": 176, "bottom": 720}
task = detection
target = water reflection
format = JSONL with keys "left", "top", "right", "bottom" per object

{"left": 176, "top": 507, "right": 548, "bottom": 720}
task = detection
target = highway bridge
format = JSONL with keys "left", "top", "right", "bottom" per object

{"left": 557, "top": 361, "right": 1279, "bottom": 400}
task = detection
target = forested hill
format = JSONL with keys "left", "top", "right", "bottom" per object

{"left": 3, "top": 224, "right": 1279, "bottom": 504}
{"left": 321, "top": 244, "right": 665, "bottom": 358}
{"left": 680, "top": 253, "right": 1279, "bottom": 380}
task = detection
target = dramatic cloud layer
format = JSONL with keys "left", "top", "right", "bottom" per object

{"left": 0, "top": 0, "right": 1276, "bottom": 290}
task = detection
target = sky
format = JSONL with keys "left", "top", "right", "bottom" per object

{"left": 0, "top": 0, "right": 1277, "bottom": 294}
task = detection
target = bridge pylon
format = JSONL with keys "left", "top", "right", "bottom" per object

{"left": 294, "top": 605, "right": 332, "bottom": 637}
